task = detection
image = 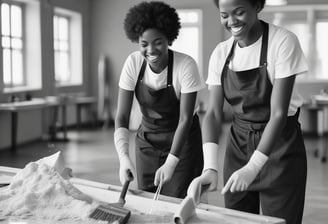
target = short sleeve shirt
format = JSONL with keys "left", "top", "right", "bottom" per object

{"left": 207, "top": 23, "right": 308, "bottom": 116}
{"left": 119, "top": 50, "right": 205, "bottom": 99}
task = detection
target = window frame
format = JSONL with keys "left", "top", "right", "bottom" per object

{"left": 53, "top": 7, "right": 83, "bottom": 88}
{"left": 1, "top": 0, "right": 26, "bottom": 88}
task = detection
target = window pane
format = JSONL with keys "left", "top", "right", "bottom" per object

{"left": 179, "top": 11, "right": 199, "bottom": 23}
{"left": 54, "top": 14, "right": 72, "bottom": 84}
{"left": 2, "top": 36, "right": 10, "bottom": 48}
{"left": 58, "top": 17, "right": 68, "bottom": 40}
{"left": 59, "top": 52, "right": 69, "bottom": 81}
{"left": 12, "top": 38, "right": 22, "bottom": 49}
{"left": 3, "top": 49, "right": 12, "bottom": 85}
{"left": 55, "top": 52, "right": 70, "bottom": 82}
{"left": 1, "top": 3, "right": 10, "bottom": 36}
{"left": 53, "top": 16, "right": 59, "bottom": 40}
{"left": 11, "top": 5, "right": 22, "bottom": 37}
{"left": 54, "top": 51, "right": 60, "bottom": 80}
{"left": 12, "top": 50, "right": 23, "bottom": 85}
{"left": 54, "top": 40, "right": 59, "bottom": 50}
{"left": 316, "top": 22, "right": 328, "bottom": 79}
{"left": 59, "top": 41, "right": 69, "bottom": 51}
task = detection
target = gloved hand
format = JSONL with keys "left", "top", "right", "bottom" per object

{"left": 114, "top": 127, "right": 136, "bottom": 185}
{"left": 185, "top": 142, "right": 219, "bottom": 202}
{"left": 221, "top": 150, "right": 268, "bottom": 194}
{"left": 187, "top": 169, "right": 217, "bottom": 204}
{"left": 154, "top": 154, "right": 179, "bottom": 186}
{"left": 119, "top": 154, "right": 136, "bottom": 185}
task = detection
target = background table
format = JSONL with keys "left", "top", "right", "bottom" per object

{"left": 0, "top": 99, "right": 49, "bottom": 153}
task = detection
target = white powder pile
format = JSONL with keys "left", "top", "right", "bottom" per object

{"left": 0, "top": 161, "right": 107, "bottom": 224}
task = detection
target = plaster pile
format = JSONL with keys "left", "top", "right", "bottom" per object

{"left": 0, "top": 152, "right": 107, "bottom": 224}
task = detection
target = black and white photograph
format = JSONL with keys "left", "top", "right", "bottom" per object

{"left": 0, "top": 0, "right": 327, "bottom": 223}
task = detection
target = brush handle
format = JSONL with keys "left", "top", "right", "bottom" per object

{"left": 120, "top": 179, "right": 130, "bottom": 199}
{"left": 118, "top": 171, "right": 133, "bottom": 205}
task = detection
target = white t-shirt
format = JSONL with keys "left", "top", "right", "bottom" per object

{"left": 119, "top": 50, "right": 205, "bottom": 99}
{"left": 207, "top": 23, "right": 308, "bottom": 116}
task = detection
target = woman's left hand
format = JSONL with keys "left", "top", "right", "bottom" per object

{"left": 221, "top": 150, "right": 268, "bottom": 194}
{"left": 221, "top": 165, "right": 257, "bottom": 194}
{"left": 154, "top": 154, "right": 179, "bottom": 186}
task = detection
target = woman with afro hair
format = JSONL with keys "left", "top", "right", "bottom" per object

{"left": 114, "top": 1, "right": 205, "bottom": 198}
{"left": 188, "top": 0, "right": 308, "bottom": 223}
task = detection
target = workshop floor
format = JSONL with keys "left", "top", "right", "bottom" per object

{"left": 0, "top": 124, "right": 327, "bottom": 224}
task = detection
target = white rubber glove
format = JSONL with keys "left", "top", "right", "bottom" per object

{"left": 154, "top": 153, "right": 179, "bottom": 186}
{"left": 118, "top": 154, "right": 135, "bottom": 184}
{"left": 114, "top": 127, "right": 136, "bottom": 185}
{"left": 187, "top": 171, "right": 214, "bottom": 205}
{"left": 186, "top": 142, "right": 220, "bottom": 200}
{"left": 202, "top": 142, "right": 219, "bottom": 172}
{"left": 221, "top": 150, "right": 268, "bottom": 194}
{"left": 187, "top": 169, "right": 218, "bottom": 200}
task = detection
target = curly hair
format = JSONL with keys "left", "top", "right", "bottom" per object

{"left": 213, "top": 0, "right": 266, "bottom": 11}
{"left": 124, "top": 1, "right": 181, "bottom": 44}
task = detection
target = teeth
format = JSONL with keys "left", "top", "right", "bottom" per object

{"left": 148, "top": 55, "right": 158, "bottom": 61}
{"left": 231, "top": 26, "right": 243, "bottom": 33}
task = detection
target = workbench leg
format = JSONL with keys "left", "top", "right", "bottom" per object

{"left": 49, "top": 106, "right": 59, "bottom": 141}
{"left": 76, "top": 104, "right": 81, "bottom": 130}
{"left": 62, "top": 105, "right": 68, "bottom": 141}
{"left": 11, "top": 112, "right": 18, "bottom": 154}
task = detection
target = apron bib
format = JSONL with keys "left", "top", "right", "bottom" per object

{"left": 134, "top": 50, "right": 203, "bottom": 198}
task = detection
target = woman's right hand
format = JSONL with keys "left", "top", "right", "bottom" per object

{"left": 187, "top": 169, "right": 218, "bottom": 203}
{"left": 119, "top": 155, "right": 136, "bottom": 185}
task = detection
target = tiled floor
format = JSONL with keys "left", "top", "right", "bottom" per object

{"left": 0, "top": 124, "right": 327, "bottom": 224}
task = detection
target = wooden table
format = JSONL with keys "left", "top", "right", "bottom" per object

{"left": 46, "top": 96, "right": 97, "bottom": 141}
{"left": 0, "top": 99, "right": 49, "bottom": 153}
{"left": 0, "top": 96, "right": 97, "bottom": 152}
{"left": 73, "top": 96, "right": 97, "bottom": 130}
{"left": 0, "top": 166, "right": 285, "bottom": 224}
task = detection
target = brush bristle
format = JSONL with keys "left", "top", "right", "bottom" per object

{"left": 89, "top": 204, "right": 131, "bottom": 224}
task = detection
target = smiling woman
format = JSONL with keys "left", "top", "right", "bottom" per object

{"left": 188, "top": 0, "right": 308, "bottom": 224}
{"left": 113, "top": 1, "right": 205, "bottom": 199}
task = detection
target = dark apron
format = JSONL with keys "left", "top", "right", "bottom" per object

{"left": 221, "top": 21, "right": 307, "bottom": 224}
{"left": 135, "top": 50, "right": 203, "bottom": 198}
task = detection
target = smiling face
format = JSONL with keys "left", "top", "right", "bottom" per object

{"left": 218, "top": 0, "right": 262, "bottom": 46}
{"left": 138, "top": 28, "right": 169, "bottom": 73}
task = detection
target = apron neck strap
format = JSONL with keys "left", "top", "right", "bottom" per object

{"left": 259, "top": 20, "right": 269, "bottom": 66}
{"left": 167, "top": 49, "right": 173, "bottom": 87}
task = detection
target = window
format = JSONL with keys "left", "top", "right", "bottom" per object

{"left": 53, "top": 8, "right": 82, "bottom": 87}
{"left": 172, "top": 9, "right": 203, "bottom": 72}
{"left": 260, "top": 5, "right": 328, "bottom": 81}
{"left": 0, "top": 0, "right": 41, "bottom": 93}
{"left": 54, "top": 14, "right": 71, "bottom": 84}
{"left": 1, "top": 2, "right": 24, "bottom": 87}
{"left": 316, "top": 21, "right": 328, "bottom": 79}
